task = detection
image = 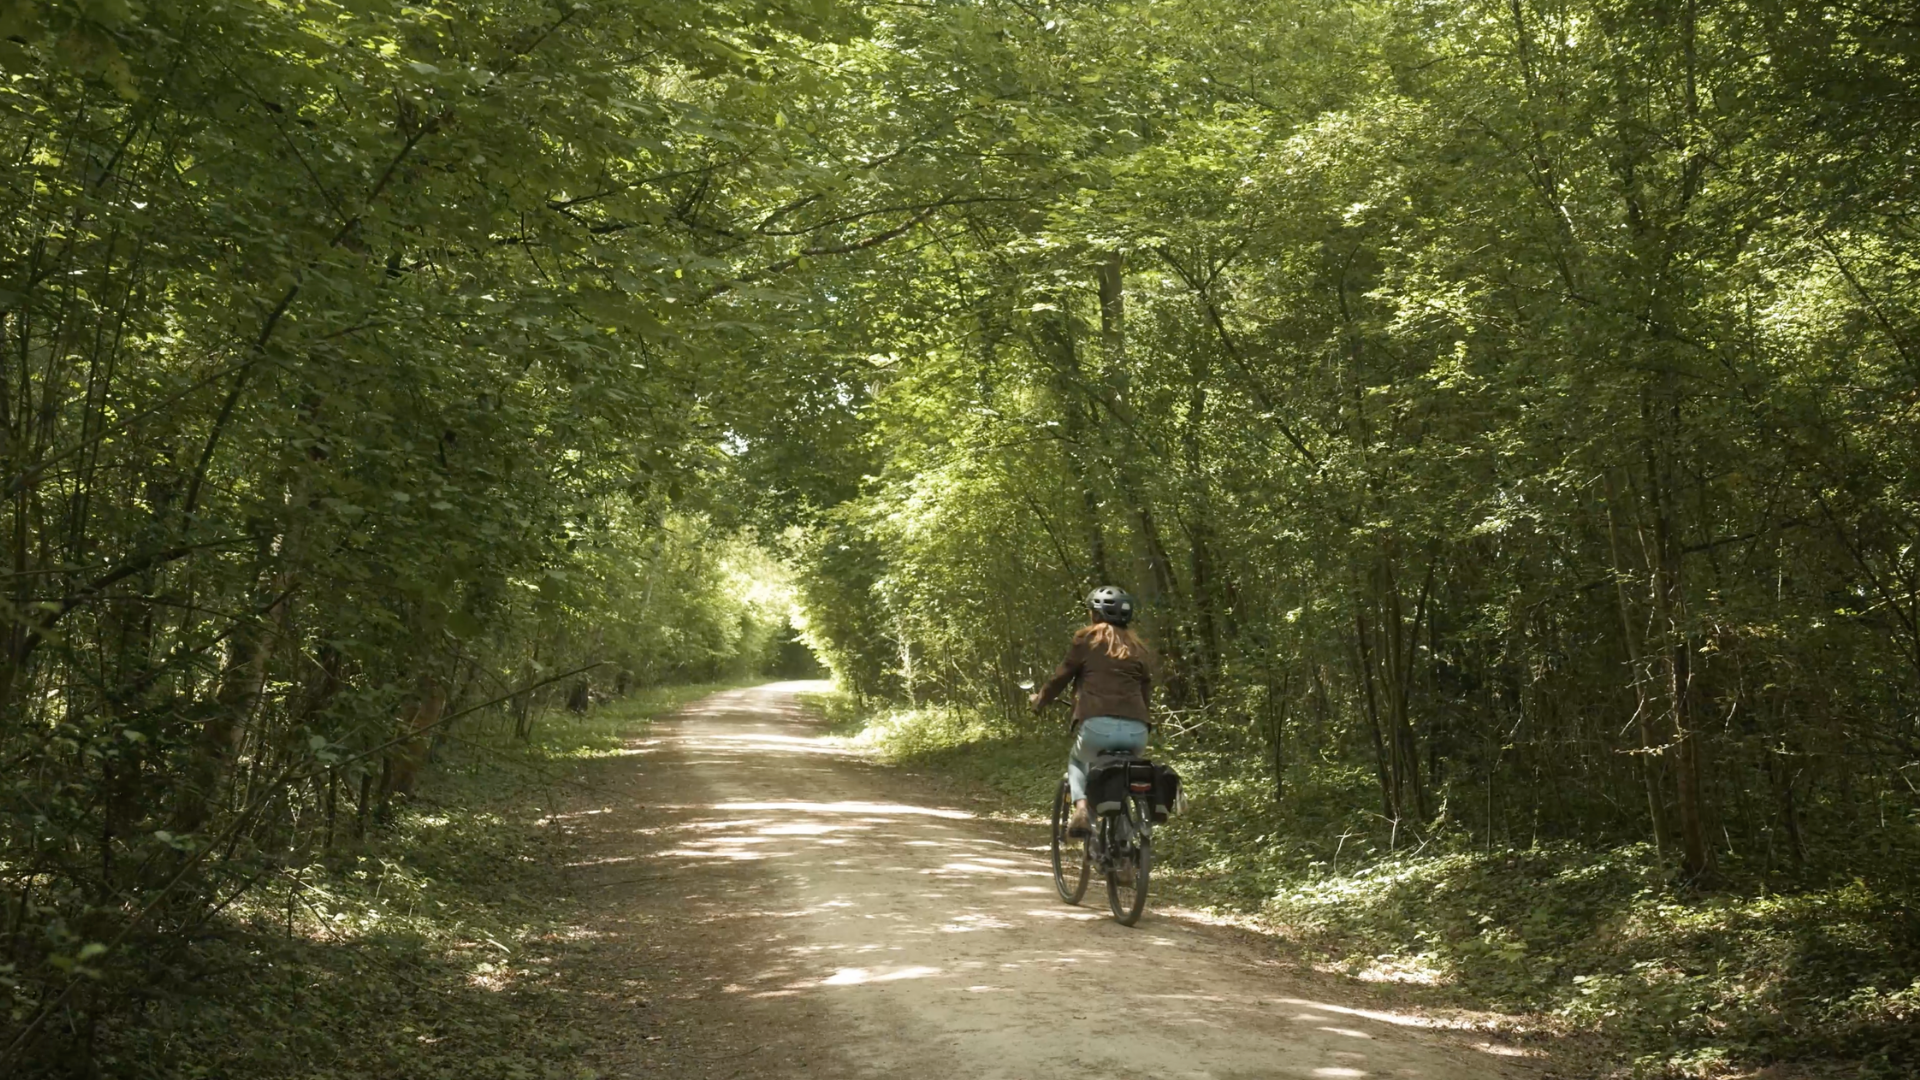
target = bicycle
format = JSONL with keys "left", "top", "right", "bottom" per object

{"left": 1051, "top": 751, "right": 1154, "bottom": 926}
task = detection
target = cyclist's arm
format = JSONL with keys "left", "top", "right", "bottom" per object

{"left": 1032, "top": 641, "right": 1085, "bottom": 711}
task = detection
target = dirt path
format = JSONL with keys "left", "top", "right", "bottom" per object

{"left": 554, "top": 683, "right": 1542, "bottom": 1080}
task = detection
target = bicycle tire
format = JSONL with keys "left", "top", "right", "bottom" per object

{"left": 1051, "top": 777, "right": 1090, "bottom": 905}
{"left": 1105, "top": 798, "right": 1151, "bottom": 926}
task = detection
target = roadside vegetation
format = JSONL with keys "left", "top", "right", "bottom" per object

{"left": 86, "top": 685, "right": 723, "bottom": 1080}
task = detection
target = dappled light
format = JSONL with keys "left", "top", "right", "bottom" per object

{"left": 715, "top": 801, "right": 976, "bottom": 820}
{"left": 555, "top": 684, "right": 1529, "bottom": 1079}
{"left": 818, "top": 965, "right": 942, "bottom": 986}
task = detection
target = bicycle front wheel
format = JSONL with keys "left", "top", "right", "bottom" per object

{"left": 1105, "top": 800, "right": 1151, "bottom": 926}
{"left": 1051, "top": 777, "right": 1090, "bottom": 905}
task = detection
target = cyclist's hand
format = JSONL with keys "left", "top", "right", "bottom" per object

{"left": 1027, "top": 691, "right": 1043, "bottom": 712}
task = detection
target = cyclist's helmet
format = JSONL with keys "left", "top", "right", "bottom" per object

{"left": 1087, "top": 585, "right": 1135, "bottom": 627}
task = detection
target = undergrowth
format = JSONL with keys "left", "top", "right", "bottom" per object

{"left": 811, "top": 692, "right": 1920, "bottom": 1079}
{"left": 810, "top": 691, "right": 1062, "bottom": 812}
{"left": 85, "top": 682, "right": 733, "bottom": 1080}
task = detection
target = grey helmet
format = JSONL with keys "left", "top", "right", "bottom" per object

{"left": 1087, "top": 585, "right": 1135, "bottom": 627}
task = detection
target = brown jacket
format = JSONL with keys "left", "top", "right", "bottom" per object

{"left": 1036, "top": 632, "right": 1156, "bottom": 725}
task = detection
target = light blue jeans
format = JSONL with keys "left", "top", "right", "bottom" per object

{"left": 1067, "top": 716, "right": 1149, "bottom": 802}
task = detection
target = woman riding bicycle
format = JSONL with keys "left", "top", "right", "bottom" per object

{"left": 1029, "top": 586, "right": 1156, "bottom": 838}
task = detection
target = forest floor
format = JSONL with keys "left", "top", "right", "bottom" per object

{"left": 549, "top": 681, "right": 1552, "bottom": 1080}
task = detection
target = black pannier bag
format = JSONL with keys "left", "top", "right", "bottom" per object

{"left": 1151, "top": 763, "right": 1182, "bottom": 822}
{"left": 1089, "top": 758, "right": 1171, "bottom": 818}
{"left": 1087, "top": 758, "right": 1132, "bottom": 815}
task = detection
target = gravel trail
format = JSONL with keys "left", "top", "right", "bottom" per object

{"left": 558, "top": 682, "right": 1540, "bottom": 1080}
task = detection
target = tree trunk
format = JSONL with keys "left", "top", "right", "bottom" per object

{"left": 1354, "top": 610, "right": 1398, "bottom": 823}
{"left": 1121, "top": 477, "right": 1196, "bottom": 705}
{"left": 387, "top": 675, "right": 448, "bottom": 799}
{"left": 1180, "top": 332, "right": 1222, "bottom": 701}
{"left": 176, "top": 561, "right": 277, "bottom": 833}
{"left": 1380, "top": 551, "right": 1434, "bottom": 821}
{"left": 1268, "top": 672, "right": 1290, "bottom": 805}
{"left": 1605, "top": 470, "right": 1669, "bottom": 858}
{"left": 1037, "top": 297, "right": 1111, "bottom": 585}
{"left": 513, "top": 643, "right": 540, "bottom": 740}
{"left": 1649, "top": 419, "right": 1712, "bottom": 881}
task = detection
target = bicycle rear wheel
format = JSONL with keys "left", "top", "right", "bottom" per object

{"left": 1105, "top": 799, "right": 1151, "bottom": 926}
{"left": 1051, "top": 778, "right": 1090, "bottom": 905}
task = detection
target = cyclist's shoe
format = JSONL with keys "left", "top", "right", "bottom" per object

{"left": 1067, "top": 802, "right": 1091, "bottom": 838}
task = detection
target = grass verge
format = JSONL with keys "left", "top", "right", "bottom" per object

{"left": 89, "top": 681, "right": 737, "bottom": 1080}
{"left": 809, "top": 691, "right": 1920, "bottom": 1080}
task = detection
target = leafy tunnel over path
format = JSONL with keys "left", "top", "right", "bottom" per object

{"left": 3, "top": 1, "right": 1919, "bottom": 1076}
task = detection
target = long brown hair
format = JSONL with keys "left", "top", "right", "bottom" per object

{"left": 1075, "top": 619, "right": 1148, "bottom": 661}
